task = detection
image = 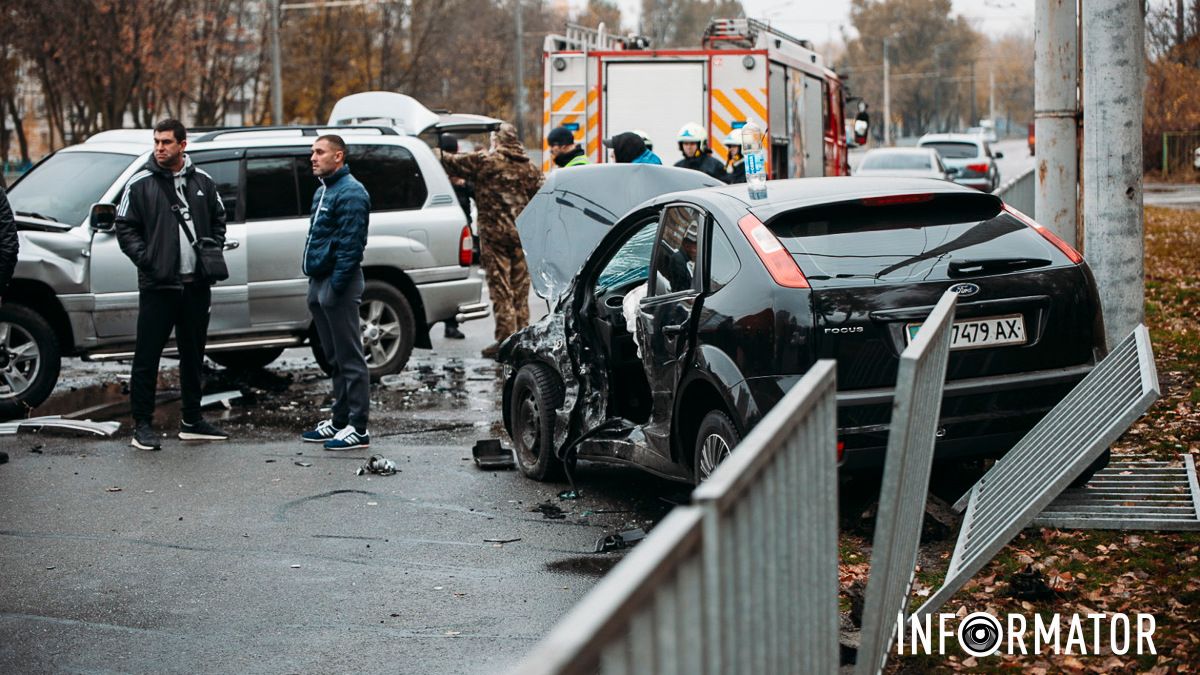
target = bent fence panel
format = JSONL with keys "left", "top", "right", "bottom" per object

{"left": 854, "top": 290, "right": 957, "bottom": 675}
{"left": 917, "top": 324, "right": 1159, "bottom": 617}
{"left": 692, "top": 359, "right": 840, "bottom": 675}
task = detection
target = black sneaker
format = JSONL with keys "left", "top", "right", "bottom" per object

{"left": 179, "top": 419, "right": 229, "bottom": 441}
{"left": 132, "top": 423, "right": 162, "bottom": 450}
{"left": 444, "top": 325, "right": 466, "bottom": 339}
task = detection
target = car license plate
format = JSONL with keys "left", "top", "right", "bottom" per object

{"left": 906, "top": 314, "right": 1026, "bottom": 350}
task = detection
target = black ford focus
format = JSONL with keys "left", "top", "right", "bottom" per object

{"left": 500, "top": 165, "right": 1104, "bottom": 484}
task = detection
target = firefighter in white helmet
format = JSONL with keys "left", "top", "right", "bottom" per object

{"left": 722, "top": 130, "right": 747, "bottom": 184}
{"left": 674, "top": 122, "right": 727, "bottom": 181}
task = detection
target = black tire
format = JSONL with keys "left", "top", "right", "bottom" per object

{"left": 509, "top": 362, "right": 564, "bottom": 481}
{"left": 208, "top": 347, "right": 285, "bottom": 371}
{"left": 693, "top": 409, "right": 741, "bottom": 484}
{"left": 1070, "top": 448, "right": 1112, "bottom": 488}
{"left": 311, "top": 281, "right": 416, "bottom": 380}
{"left": 0, "top": 304, "right": 61, "bottom": 419}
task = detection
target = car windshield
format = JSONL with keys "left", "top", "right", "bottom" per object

{"left": 8, "top": 151, "right": 135, "bottom": 225}
{"left": 921, "top": 141, "right": 979, "bottom": 159}
{"left": 861, "top": 153, "right": 933, "bottom": 170}
{"left": 766, "top": 197, "right": 1057, "bottom": 287}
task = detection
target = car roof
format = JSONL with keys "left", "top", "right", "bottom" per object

{"left": 917, "top": 133, "right": 983, "bottom": 145}
{"left": 862, "top": 147, "right": 938, "bottom": 155}
{"left": 680, "top": 176, "right": 982, "bottom": 221}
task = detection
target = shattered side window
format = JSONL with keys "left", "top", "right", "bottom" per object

{"left": 596, "top": 218, "right": 659, "bottom": 292}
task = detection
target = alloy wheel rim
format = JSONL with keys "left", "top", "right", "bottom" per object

{"left": 698, "top": 433, "right": 732, "bottom": 480}
{"left": 0, "top": 321, "right": 40, "bottom": 398}
{"left": 359, "top": 300, "right": 402, "bottom": 367}
{"left": 517, "top": 391, "right": 541, "bottom": 459}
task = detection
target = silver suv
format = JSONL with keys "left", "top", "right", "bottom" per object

{"left": 2, "top": 125, "right": 487, "bottom": 418}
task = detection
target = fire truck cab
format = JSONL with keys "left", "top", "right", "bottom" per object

{"left": 541, "top": 18, "right": 850, "bottom": 178}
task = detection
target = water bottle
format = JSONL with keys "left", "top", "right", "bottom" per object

{"left": 741, "top": 122, "right": 768, "bottom": 200}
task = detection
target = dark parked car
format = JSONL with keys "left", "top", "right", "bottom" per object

{"left": 500, "top": 166, "right": 1104, "bottom": 484}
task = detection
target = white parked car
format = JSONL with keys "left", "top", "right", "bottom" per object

{"left": 853, "top": 147, "right": 953, "bottom": 181}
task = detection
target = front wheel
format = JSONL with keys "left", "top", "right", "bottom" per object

{"left": 0, "top": 304, "right": 61, "bottom": 419}
{"left": 693, "top": 409, "right": 741, "bottom": 484}
{"left": 509, "top": 363, "right": 564, "bottom": 481}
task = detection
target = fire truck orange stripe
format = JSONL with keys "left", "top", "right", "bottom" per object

{"left": 712, "top": 113, "right": 733, "bottom": 136}
{"left": 712, "top": 90, "right": 744, "bottom": 123}
{"left": 587, "top": 137, "right": 599, "bottom": 155}
{"left": 735, "top": 88, "right": 768, "bottom": 122}
{"left": 551, "top": 91, "right": 577, "bottom": 112}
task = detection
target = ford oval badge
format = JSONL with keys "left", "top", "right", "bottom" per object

{"left": 949, "top": 282, "right": 980, "bottom": 297}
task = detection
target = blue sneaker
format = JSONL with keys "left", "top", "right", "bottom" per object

{"left": 324, "top": 426, "right": 370, "bottom": 451}
{"left": 302, "top": 419, "right": 342, "bottom": 443}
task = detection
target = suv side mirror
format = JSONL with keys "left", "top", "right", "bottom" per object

{"left": 946, "top": 166, "right": 960, "bottom": 176}
{"left": 993, "top": 151, "right": 1004, "bottom": 159}
{"left": 90, "top": 202, "right": 116, "bottom": 232}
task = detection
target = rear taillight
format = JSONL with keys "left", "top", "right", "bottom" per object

{"left": 737, "top": 214, "right": 809, "bottom": 288}
{"left": 837, "top": 440, "right": 845, "bottom": 463}
{"left": 459, "top": 225, "right": 473, "bottom": 266}
{"left": 966, "top": 162, "right": 989, "bottom": 173}
{"left": 1004, "top": 204, "right": 1084, "bottom": 264}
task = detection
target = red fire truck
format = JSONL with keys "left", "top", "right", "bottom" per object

{"left": 541, "top": 18, "right": 850, "bottom": 178}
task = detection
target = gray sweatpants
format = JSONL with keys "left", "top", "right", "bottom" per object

{"left": 308, "top": 269, "right": 369, "bottom": 430}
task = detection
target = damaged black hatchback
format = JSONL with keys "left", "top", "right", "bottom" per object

{"left": 500, "top": 165, "right": 1104, "bottom": 484}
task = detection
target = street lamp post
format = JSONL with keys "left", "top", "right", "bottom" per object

{"left": 883, "top": 37, "right": 891, "bottom": 146}
{"left": 269, "top": 0, "right": 283, "bottom": 124}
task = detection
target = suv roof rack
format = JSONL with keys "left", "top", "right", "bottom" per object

{"left": 192, "top": 125, "right": 400, "bottom": 143}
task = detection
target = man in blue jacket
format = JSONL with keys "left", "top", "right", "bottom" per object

{"left": 301, "top": 135, "right": 372, "bottom": 450}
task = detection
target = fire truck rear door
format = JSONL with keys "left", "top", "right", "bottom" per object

{"left": 604, "top": 61, "right": 706, "bottom": 163}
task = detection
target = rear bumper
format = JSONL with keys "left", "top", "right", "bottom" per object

{"left": 416, "top": 274, "right": 486, "bottom": 323}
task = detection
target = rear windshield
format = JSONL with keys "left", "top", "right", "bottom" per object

{"left": 8, "top": 151, "right": 134, "bottom": 225}
{"left": 766, "top": 196, "right": 1064, "bottom": 287}
{"left": 921, "top": 141, "right": 979, "bottom": 159}
{"left": 860, "top": 152, "right": 933, "bottom": 170}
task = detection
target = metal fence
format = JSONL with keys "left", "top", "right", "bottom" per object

{"left": 995, "top": 166, "right": 1035, "bottom": 215}
{"left": 509, "top": 360, "right": 840, "bottom": 675}
{"left": 692, "top": 360, "right": 840, "bottom": 675}
{"left": 916, "top": 324, "right": 1160, "bottom": 617}
{"left": 1160, "top": 130, "right": 1200, "bottom": 178}
{"left": 854, "top": 290, "right": 957, "bottom": 675}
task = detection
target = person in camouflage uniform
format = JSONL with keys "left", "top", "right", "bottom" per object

{"left": 440, "top": 122, "right": 543, "bottom": 357}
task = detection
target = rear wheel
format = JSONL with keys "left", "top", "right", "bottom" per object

{"left": 693, "top": 409, "right": 741, "bottom": 484}
{"left": 509, "top": 363, "right": 564, "bottom": 481}
{"left": 209, "top": 347, "right": 285, "bottom": 371}
{"left": 0, "top": 304, "right": 60, "bottom": 419}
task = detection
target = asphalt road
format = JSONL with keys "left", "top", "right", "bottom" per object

{"left": 0, "top": 281, "right": 679, "bottom": 674}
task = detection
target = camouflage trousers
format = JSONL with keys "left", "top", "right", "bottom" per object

{"left": 480, "top": 226, "right": 530, "bottom": 342}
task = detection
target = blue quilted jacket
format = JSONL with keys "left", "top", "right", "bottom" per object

{"left": 302, "top": 165, "right": 371, "bottom": 292}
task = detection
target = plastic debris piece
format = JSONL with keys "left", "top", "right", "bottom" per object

{"left": 483, "top": 537, "right": 521, "bottom": 544}
{"left": 294, "top": 461, "right": 313, "bottom": 467}
{"left": 557, "top": 489, "right": 581, "bottom": 500}
{"left": 0, "top": 415, "right": 121, "bottom": 437}
{"left": 29, "top": 444, "right": 44, "bottom": 454}
{"left": 200, "top": 390, "right": 242, "bottom": 409}
{"left": 106, "top": 486, "right": 123, "bottom": 492}
{"left": 530, "top": 502, "right": 567, "bottom": 520}
{"left": 472, "top": 439, "right": 515, "bottom": 470}
{"left": 356, "top": 455, "right": 398, "bottom": 476}
{"left": 290, "top": 564, "right": 301, "bottom": 569}
{"left": 594, "top": 528, "right": 647, "bottom": 553}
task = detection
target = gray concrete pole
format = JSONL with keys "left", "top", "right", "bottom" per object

{"left": 514, "top": 0, "right": 525, "bottom": 139}
{"left": 1033, "top": 0, "right": 1079, "bottom": 245}
{"left": 270, "top": 0, "right": 284, "bottom": 124}
{"left": 883, "top": 39, "right": 891, "bottom": 146}
{"left": 1082, "top": 0, "right": 1145, "bottom": 349}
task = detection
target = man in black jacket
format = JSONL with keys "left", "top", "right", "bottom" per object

{"left": 115, "top": 119, "right": 228, "bottom": 450}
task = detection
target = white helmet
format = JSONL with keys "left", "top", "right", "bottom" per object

{"left": 722, "top": 130, "right": 743, "bottom": 148}
{"left": 676, "top": 122, "right": 707, "bottom": 143}
{"left": 632, "top": 129, "right": 654, "bottom": 149}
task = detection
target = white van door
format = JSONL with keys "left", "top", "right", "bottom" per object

{"left": 604, "top": 61, "right": 706, "bottom": 166}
